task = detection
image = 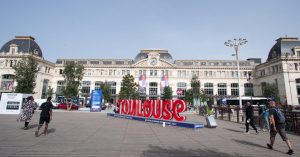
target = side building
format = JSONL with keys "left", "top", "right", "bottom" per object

{"left": 253, "top": 37, "right": 300, "bottom": 105}
{"left": 1, "top": 36, "right": 300, "bottom": 106}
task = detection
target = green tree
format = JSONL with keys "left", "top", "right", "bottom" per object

{"left": 47, "top": 86, "right": 54, "bottom": 98}
{"left": 100, "top": 82, "right": 111, "bottom": 103}
{"left": 62, "top": 62, "right": 84, "bottom": 99}
{"left": 162, "top": 86, "right": 173, "bottom": 100}
{"left": 191, "top": 75, "right": 201, "bottom": 99}
{"left": 119, "top": 74, "right": 138, "bottom": 99}
{"left": 184, "top": 89, "right": 194, "bottom": 105}
{"left": 200, "top": 89, "right": 209, "bottom": 102}
{"left": 13, "top": 55, "right": 39, "bottom": 93}
{"left": 263, "top": 83, "right": 280, "bottom": 102}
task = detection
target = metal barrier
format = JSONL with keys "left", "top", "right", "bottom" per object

{"left": 212, "top": 106, "right": 300, "bottom": 135}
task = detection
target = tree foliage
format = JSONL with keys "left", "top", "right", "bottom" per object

{"left": 191, "top": 75, "right": 201, "bottom": 98}
{"left": 13, "top": 55, "right": 39, "bottom": 93}
{"left": 62, "top": 62, "right": 84, "bottom": 99}
{"left": 162, "top": 86, "right": 173, "bottom": 100}
{"left": 184, "top": 89, "right": 194, "bottom": 105}
{"left": 119, "top": 74, "right": 138, "bottom": 99}
{"left": 100, "top": 82, "right": 111, "bottom": 103}
{"left": 47, "top": 86, "right": 54, "bottom": 98}
{"left": 263, "top": 83, "right": 280, "bottom": 102}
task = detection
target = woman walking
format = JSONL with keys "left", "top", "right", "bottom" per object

{"left": 17, "top": 96, "right": 38, "bottom": 129}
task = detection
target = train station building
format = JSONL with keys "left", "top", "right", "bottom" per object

{"left": 1, "top": 36, "right": 300, "bottom": 105}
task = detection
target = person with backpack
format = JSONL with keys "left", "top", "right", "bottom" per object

{"left": 267, "top": 101, "right": 294, "bottom": 155}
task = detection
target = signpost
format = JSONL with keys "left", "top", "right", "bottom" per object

{"left": 90, "top": 90, "right": 102, "bottom": 112}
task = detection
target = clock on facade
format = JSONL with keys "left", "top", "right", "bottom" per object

{"left": 150, "top": 58, "right": 158, "bottom": 66}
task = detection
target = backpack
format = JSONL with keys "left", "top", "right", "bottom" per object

{"left": 274, "top": 108, "right": 286, "bottom": 124}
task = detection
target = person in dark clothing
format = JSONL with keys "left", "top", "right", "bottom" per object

{"left": 257, "top": 102, "right": 263, "bottom": 130}
{"left": 267, "top": 101, "right": 293, "bottom": 155}
{"left": 35, "top": 97, "right": 53, "bottom": 136}
{"left": 244, "top": 102, "right": 258, "bottom": 134}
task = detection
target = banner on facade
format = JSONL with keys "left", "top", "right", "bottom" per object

{"left": 139, "top": 74, "right": 146, "bottom": 95}
{"left": 161, "top": 74, "right": 169, "bottom": 92}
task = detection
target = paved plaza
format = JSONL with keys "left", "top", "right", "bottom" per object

{"left": 0, "top": 110, "right": 299, "bottom": 157}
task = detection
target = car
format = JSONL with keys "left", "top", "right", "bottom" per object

{"left": 57, "top": 103, "right": 79, "bottom": 110}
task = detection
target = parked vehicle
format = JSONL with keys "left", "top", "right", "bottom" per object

{"left": 57, "top": 103, "right": 79, "bottom": 110}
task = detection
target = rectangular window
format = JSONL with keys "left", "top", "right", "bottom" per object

{"left": 204, "top": 83, "right": 214, "bottom": 95}
{"left": 78, "top": 61, "right": 87, "bottom": 64}
{"left": 218, "top": 83, "right": 227, "bottom": 96}
{"left": 231, "top": 83, "right": 239, "bottom": 96}
{"left": 95, "top": 81, "right": 102, "bottom": 90}
{"left": 56, "top": 80, "right": 65, "bottom": 95}
{"left": 90, "top": 61, "right": 99, "bottom": 64}
{"left": 177, "top": 82, "right": 187, "bottom": 97}
{"left": 56, "top": 60, "right": 63, "bottom": 64}
{"left": 244, "top": 83, "right": 253, "bottom": 96}
{"left": 108, "top": 81, "right": 117, "bottom": 95}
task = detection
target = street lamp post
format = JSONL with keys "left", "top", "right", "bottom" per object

{"left": 224, "top": 38, "right": 248, "bottom": 110}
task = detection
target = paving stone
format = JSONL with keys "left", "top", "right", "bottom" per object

{"left": 0, "top": 110, "right": 299, "bottom": 157}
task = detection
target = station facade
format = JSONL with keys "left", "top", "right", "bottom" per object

{"left": 1, "top": 36, "right": 300, "bottom": 105}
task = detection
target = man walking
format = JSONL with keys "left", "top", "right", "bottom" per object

{"left": 35, "top": 97, "right": 53, "bottom": 136}
{"left": 267, "top": 101, "right": 293, "bottom": 155}
{"left": 244, "top": 102, "right": 258, "bottom": 134}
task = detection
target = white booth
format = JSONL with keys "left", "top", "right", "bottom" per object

{"left": 0, "top": 93, "right": 32, "bottom": 114}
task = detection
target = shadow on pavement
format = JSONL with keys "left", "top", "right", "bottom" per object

{"left": 233, "top": 139, "right": 285, "bottom": 154}
{"left": 141, "top": 145, "right": 246, "bottom": 157}
{"left": 233, "top": 139, "right": 265, "bottom": 148}
{"left": 224, "top": 128, "right": 244, "bottom": 133}
{"left": 47, "top": 128, "right": 56, "bottom": 134}
{"left": 20, "top": 124, "right": 39, "bottom": 130}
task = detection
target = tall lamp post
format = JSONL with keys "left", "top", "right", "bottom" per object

{"left": 224, "top": 38, "right": 248, "bottom": 110}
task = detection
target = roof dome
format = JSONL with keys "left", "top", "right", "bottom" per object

{"left": 134, "top": 49, "right": 173, "bottom": 63}
{"left": 0, "top": 36, "right": 43, "bottom": 57}
{"left": 267, "top": 37, "right": 300, "bottom": 61}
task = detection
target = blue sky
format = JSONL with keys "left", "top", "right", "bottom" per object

{"left": 0, "top": 0, "right": 299, "bottom": 62}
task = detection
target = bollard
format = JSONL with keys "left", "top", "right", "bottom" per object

{"left": 228, "top": 106, "right": 231, "bottom": 121}
{"left": 237, "top": 107, "right": 240, "bottom": 123}
{"left": 162, "top": 122, "right": 166, "bottom": 127}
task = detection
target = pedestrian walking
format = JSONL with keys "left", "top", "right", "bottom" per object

{"left": 244, "top": 102, "right": 258, "bottom": 134}
{"left": 257, "top": 102, "right": 264, "bottom": 130}
{"left": 267, "top": 101, "right": 294, "bottom": 155}
{"left": 35, "top": 97, "right": 53, "bottom": 136}
{"left": 261, "top": 104, "right": 270, "bottom": 132}
{"left": 17, "top": 96, "right": 38, "bottom": 130}
{"left": 66, "top": 99, "right": 72, "bottom": 111}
